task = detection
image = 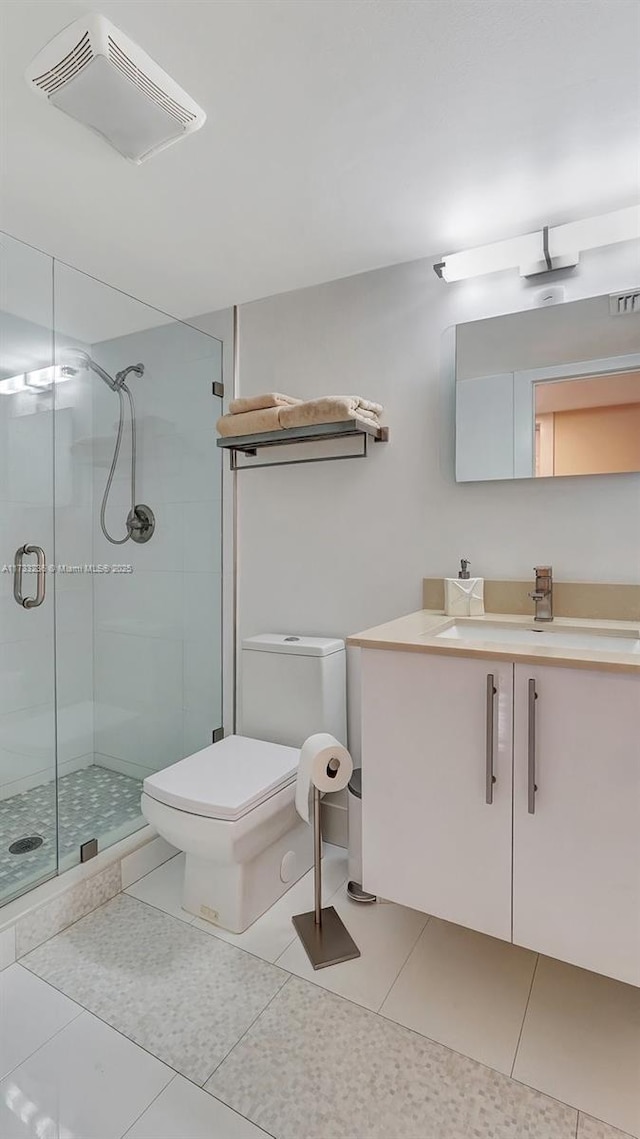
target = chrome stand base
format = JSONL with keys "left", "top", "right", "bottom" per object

{"left": 292, "top": 906, "right": 361, "bottom": 970}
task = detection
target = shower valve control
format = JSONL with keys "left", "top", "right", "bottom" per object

{"left": 126, "top": 505, "right": 156, "bottom": 544}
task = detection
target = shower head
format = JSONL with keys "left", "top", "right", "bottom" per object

{"left": 67, "top": 349, "right": 118, "bottom": 391}
{"left": 66, "top": 351, "right": 144, "bottom": 392}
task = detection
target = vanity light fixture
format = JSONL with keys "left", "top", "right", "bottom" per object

{"left": 0, "top": 365, "right": 75, "bottom": 395}
{"left": 433, "top": 205, "right": 640, "bottom": 282}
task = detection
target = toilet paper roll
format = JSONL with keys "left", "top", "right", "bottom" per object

{"left": 295, "top": 733, "right": 353, "bottom": 823}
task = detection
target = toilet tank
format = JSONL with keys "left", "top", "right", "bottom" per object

{"left": 240, "top": 634, "right": 347, "bottom": 748}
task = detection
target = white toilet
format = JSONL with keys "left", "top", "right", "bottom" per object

{"left": 141, "top": 634, "right": 347, "bottom": 933}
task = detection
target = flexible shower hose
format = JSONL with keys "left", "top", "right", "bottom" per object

{"left": 100, "top": 382, "right": 137, "bottom": 545}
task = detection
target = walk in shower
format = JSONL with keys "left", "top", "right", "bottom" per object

{"left": 0, "top": 232, "right": 223, "bottom": 906}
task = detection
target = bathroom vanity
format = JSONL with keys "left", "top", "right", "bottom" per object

{"left": 349, "top": 611, "right": 640, "bottom": 986}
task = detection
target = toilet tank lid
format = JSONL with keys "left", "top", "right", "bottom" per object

{"left": 242, "top": 634, "right": 344, "bottom": 657}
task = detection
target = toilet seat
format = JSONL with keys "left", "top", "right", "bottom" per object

{"left": 142, "top": 735, "right": 300, "bottom": 822}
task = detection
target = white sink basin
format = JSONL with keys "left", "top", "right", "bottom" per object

{"left": 434, "top": 621, "right": 640, "bottom": 655}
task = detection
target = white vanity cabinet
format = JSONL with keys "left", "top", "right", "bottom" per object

{"left": 361, "top": 648, "right": 640, "bottom": 985}
{"left": 360, "top": 649, "right": 514, "bottom": 942}
{"left": 513, "top": 663, "right": 640, "bottom": 986}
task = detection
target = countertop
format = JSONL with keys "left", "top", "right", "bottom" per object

{"left": 347, "top": 610, "right": 640, "bottom": 674}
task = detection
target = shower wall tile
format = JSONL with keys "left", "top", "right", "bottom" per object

{"left": 183, "top": 708, "right": 219, "bottom": 757}
{"left": 184, "top": 638, "right": 222, "bottom": 716}
{"left": 94, "top": 753, "right": 156, "bottom": 782}
{"left": 94, "top": 695, "right": 182, "bottom": 771}
{"left": 90, "top": 323, "right": 222, "bottom": 794}
{"left": 54, "top": 580, "right": 94, "bottom": 637}
{"left": 0, "top": 754, "right": 92, "bottom": 804}
{"left": 0, "top": 640, "right": 54, "bottom": 717}
{"left": 183, "top": 573, "right": 221, "bottom": 639}
{"left": 0, "top": 591, "right": 52, "bottom": 645}
{"left": 55, "top": 504, "right": 95, "bottom": 566}
{"left": 95, "top": 632, "right": 182, "bottom": 708}
{"left": 182, "top": 500, "right": 222, "bottom": 571}
{"left": 55, "top": 702, "right": 94, "bottom": 764}
{"left": 94, "top": 570, "right": 184, "bottom": 640}
{"left": 15, "top": 860, "right": 121, "bottom": 957}
{"left": 56, "top": 632, "right": 95, "bottom": 707}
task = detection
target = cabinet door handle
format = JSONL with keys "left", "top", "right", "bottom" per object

{"left": 485, "top": 673, "right": 497, "bottom": 804}
{"left": 528, "top": 678, "right": 538, "bottom": 814}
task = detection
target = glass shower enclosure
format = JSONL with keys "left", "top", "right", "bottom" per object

{"left": 0, "top": 232, "right": 223, "bottom": 907}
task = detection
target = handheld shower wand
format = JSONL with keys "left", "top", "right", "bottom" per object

{"left": 70, "top": 351, "right": 155, "bottom": 544}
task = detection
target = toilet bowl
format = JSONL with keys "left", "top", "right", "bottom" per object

{"left": 142, "top": 734, "right": 314, "bottom": 932}
{"left": 143, "top": 633, "right": 346, "bottom": 934}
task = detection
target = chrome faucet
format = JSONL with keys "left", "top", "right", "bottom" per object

{"left": 529, "top": 566, "right": 553, "bottom": 622}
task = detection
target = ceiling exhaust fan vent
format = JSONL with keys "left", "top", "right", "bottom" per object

{"left": 32, "top": 32, "right": 94, "bottom": 94}
{"left": 107, "top": 37, "right": 196, "bottom": 126}
{"left": 609, "top": 290, "right": 640, "bottom": 316}
{"left": 25, "top": 13, "right": 206, "bottom": 163}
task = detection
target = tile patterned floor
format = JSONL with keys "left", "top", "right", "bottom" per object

{"left": 0, "top": 766, "right": 142, "bottom": 901}
{"left": 6, "top": 846, "right": 637, "bottom": 1139}
{"left": 207, "top": 976, "right": 578, "bottom": 1139}
{"left": 22, "top": 893, "right": 288, "bottom": 1085}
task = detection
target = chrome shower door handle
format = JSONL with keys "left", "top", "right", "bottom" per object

{"left": 14, "top": 545, "right": 46, "bottom": 609}
{"left": 485, "top": 673, "right": 497, "bottom": 804}
{"left": 527, "top": 678, "right": 538, "bottom": 814}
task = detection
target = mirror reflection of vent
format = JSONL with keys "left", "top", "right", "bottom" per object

{"left": 107, "top": 37, "right": 196, "bottom": 125}
{"left": 610, "top": 290, "right": 640, "bottom": 316}
{"left": 32, "top": 32, "right": 93, "bottom": 94}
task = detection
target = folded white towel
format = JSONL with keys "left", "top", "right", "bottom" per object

{"left": 229, "top": 393, "right": 300, "bottom": 415}
{"left": 216, "top": 407, "right": 282, "bottom": 436}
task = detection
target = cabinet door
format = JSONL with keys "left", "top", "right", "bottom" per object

{"left": 361, "top": 649, "right": 513, "bottom": 941}
{"left": 513, "top": 664, "right": 640, "bottom": 985}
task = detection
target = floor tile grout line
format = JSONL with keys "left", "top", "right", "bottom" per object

{"left": 18, "top": 899, "right": 295, "bottom": 1090}
{"left": 125, "top": 893, "right": 295, "bottom": 978}
{"left": 575, "top": 1111, "right": 580, "bottom": 1139}
{"left": 510, "top": 951, "right": 540, "bottom": 1078}
{"left": 0, "top": 993, "right": 84, "bottom": 1081}
{"left": 200, "top": 972, "right": 294, "bottom": 1091}
{"left": 119, "top": 1072, "right": 178, "bottom": 1138}
{"left": 15, "top": 952, "right": 278, "bottom": 1137}
{"left": 375, "top": 912, "right": 432, "bottom": 1014}
{"left": 123, "top": 888, "right": 197, "bottom": 927}
{"left": 13, "top": 963, "right": 191, "bottom": 1087}
{"left": 122, "top": 851, "right": 182, "bottom": 894}
{"left": 212, "top": 966, "right": 591, "bottom": 1131}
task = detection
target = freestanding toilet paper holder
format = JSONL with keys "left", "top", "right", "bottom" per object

{"left": 292, "top": 785, "right": 361, "bottom": 969}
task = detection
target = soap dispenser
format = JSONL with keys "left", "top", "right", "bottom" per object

{"left": 444, "top": 559, "right": 485, "bottom": 617}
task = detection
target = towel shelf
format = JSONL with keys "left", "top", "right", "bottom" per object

{"left": 217, "top": 419, "right": 389, "bottom": 470}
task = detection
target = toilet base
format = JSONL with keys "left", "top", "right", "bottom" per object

{"left": 183, "top": 817, "right": 314, "bottom": 933}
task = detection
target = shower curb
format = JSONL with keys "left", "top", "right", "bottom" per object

{"left": 0, "top": 826, "right": 173, "bottom": 969}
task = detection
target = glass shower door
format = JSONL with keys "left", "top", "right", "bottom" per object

{"left": 0, "top": 234, "right": 58, "bottom": 904}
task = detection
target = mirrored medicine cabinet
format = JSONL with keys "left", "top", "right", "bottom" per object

{"left": 455, "top": 290, "right": 640, "bottom": 482}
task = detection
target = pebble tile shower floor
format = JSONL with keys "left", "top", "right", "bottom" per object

{"left": 0, "top": 767, "right": 142, "bottom": 899}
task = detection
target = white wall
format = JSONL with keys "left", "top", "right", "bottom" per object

{"left": 234, "top": 243, "right": 640, "bottom": 640}
{"left": 199, "top": 241, "right": 640, "bottom": 826}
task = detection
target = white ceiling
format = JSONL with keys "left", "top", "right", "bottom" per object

{"left": 1, "top": 0, "right": 639, "bottom": 318}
